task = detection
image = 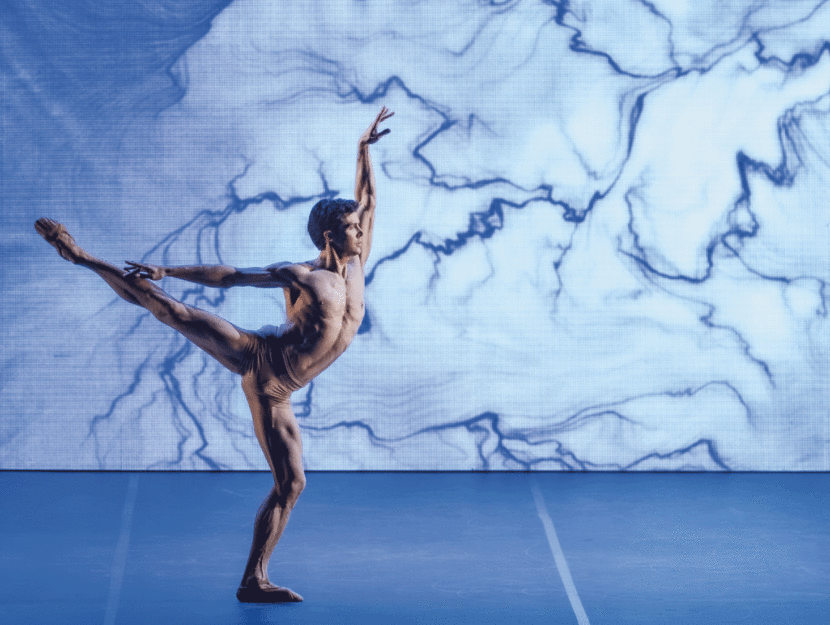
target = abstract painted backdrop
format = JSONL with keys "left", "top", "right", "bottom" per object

{"left": 2, "top": 0, "right": 829, "bottom": 470}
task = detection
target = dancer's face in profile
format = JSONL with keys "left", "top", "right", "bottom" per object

{"left": 328, "top": 211, "right": 362, "bottom": 258}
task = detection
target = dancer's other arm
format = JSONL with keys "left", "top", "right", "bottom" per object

{"left": 354, "top": 106, "right": 393, "bottom": 268}
{"left": 124, "top": 261, "right": 304, "bottom": 289}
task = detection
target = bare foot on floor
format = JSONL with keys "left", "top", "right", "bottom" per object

{"left": 35, "top": 218, "right": 83, "bottom": 264}
{"left": 236, "top": 582, "right": 303, "bottom": 603}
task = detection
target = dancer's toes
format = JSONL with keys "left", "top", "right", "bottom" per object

{"left": 236, "top": 583, "right": 303, "bottom": 603}
{"left": 35, "top": 217, "right": 63, "bottom": 241}
{"left": 35, "top": 218, "right": 82, "bottom": 263}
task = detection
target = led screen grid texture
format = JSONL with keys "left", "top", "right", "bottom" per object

{"left": 2, "top": 0, "right": 829, "bottom": 470}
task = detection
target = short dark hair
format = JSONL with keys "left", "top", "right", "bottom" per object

{"left": 307, "top": 198, "right": 359, "bottom": 250}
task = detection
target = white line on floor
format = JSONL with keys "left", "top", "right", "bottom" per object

{"left": 531, "top": 480, "right": 591, "bottom": 625}
{"left": 104, "top": 473, "right": 139, "bottom": 625}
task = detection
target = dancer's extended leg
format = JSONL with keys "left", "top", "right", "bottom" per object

{"left": 35, "top": 218, "right": 252, "bottom": 371}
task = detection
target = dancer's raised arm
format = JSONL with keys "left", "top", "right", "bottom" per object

{"left": 354, "top": 106, "right": 393, "bottom": 267}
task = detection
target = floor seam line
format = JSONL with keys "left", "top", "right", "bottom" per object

{"left": 530, "top": 478, "right": 591, "bottom": 625}
{"left": 104, "top": 473, "right": 139, "bottom": 625}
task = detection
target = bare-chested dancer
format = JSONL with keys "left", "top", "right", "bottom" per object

{"left": 35, "top": 107, "right": 393, "bottom": 603}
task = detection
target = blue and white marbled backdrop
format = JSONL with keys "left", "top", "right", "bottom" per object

{"left": 2, "top": 0, "right": 829, "bottom": 469}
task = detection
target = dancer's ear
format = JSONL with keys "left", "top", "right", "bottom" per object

{"left": 323, "top": 229, "right": 343, "bottom": 251}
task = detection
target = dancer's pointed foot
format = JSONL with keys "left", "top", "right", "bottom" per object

{"left": 35, "top": 218, "right": 83, "bottom": 264}
{"left": 236, "top": 582, "right": 303, "bottom": 603}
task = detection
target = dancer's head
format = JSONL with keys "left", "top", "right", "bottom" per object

{"left": 308, "top": 198, "right": 360, "bottom": 251}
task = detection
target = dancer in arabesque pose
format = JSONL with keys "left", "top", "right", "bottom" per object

{"left": 36, "top": 107, "right": 394, "bottom": 603}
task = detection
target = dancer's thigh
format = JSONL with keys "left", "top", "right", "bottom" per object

{"left": 161, "top": 301, "right": 257, "bottom": 374}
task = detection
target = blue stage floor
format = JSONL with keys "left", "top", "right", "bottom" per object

{"left": 1, "top": 472, "right": 828, "bottom": 624}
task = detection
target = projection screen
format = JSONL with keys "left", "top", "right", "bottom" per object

{"left": 2, "top": 0, "right": 829, "bottom": 470}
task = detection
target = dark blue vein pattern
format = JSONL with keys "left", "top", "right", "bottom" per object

{"left": 2, "top": 0, "right": 829, "bottom": 470}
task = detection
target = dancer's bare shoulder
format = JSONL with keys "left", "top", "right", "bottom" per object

{"left": 266, "top": 260, "right": 349, "bottom": 290}
{"left": 264, "top": 261, "right": 315, "bottom": 284}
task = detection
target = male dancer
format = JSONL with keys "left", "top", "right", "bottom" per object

{"left": 36, "top": 107, "right": 394, "bottom": 603}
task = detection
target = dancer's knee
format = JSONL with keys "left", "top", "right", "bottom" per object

{"left": 293, "top": 473, "right": 306, "bottom": 498}
{"left": 286, "top": 473, "right": 305, "bottom": 507}
{"left": 273, "top": 471, "right": 305, "bottom": 508}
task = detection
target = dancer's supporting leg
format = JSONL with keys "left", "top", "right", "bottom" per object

{"left": 237, "top": 382, "right": 305, "bottom": 602}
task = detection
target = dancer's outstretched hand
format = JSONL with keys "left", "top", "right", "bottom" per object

{"left": 359, "top": 106, "right": 394, "bottom": 146}
{"left": 124, "top": 261, "right": 165, "bottom": 280}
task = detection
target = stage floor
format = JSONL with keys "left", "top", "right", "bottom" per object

{"left": 1, "top": 472, "right": 828, "bottom": 624}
